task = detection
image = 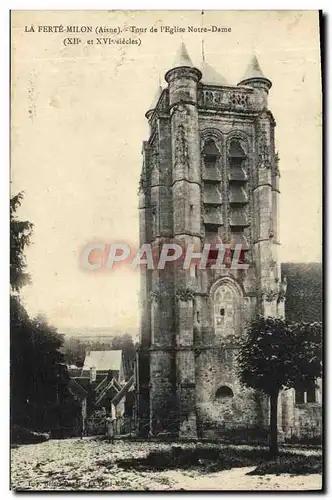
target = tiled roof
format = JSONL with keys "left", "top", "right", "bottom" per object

{"left": 68, "top": 378, "right": 88, "bottom": 401}
{"left": 96, "top": 378, "right": 120, "bottom": 405}
{"left": 172, "top": 42, "right": 194, "bottom": 69}
{"left": 82, "top": 350, "right": 122, "bottom": 373}
{"left": 241, "top": 55, "right": 268, "bottom": 81}
{"left": 111, "top": 375, "right": 135, "bottom": 406}
{"left": 238, "top": 54, "right": 271, "bottom": 88}
{"left": 147, "top": 85, "right": 162, "bottom": 113}
{"left": 201, "top": 60, "right": 228, "bottom": 86}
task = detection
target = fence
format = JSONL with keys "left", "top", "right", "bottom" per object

{"left": 284, "top": 425, "right": 322, "bottom": 445}
{"left": 84, "top": 416, "right": 138, "bottom": 437}
{"left": 42, "top": 416, "right": 322, "bottom": 445}
{"left": 113, "top": 417, "right": 322, "bottom": 445}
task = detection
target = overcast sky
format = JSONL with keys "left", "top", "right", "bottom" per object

{"left": 11, "top": 10, "right": 322, "bottom": 332}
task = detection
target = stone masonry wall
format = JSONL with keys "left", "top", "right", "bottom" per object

{"left": 139, "top": 58, "right": 321, "bottom": 441}
{"left": 195, "top": 348, "right": 266, "bottom": 437}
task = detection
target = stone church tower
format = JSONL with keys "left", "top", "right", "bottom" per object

{"left": 137, "top": 44, "right": 288, "bottom": 438}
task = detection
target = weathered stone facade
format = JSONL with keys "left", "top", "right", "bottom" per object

{"left": 137, "top": 44, "right": 321, "bottom": 440}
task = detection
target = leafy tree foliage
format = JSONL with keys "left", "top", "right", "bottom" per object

{"left": 10, "top": 193, "right": 77, "bottom": 433}
{"left": 282, "top": 263, "right": 322, "bottom": 323}
{"left": 237, "top": 316, "right": 322, "bottom": 456}
{"left": 11, "top": 302, "right": 74, "bottom": 430}
{"left": 10, "top": 192, "right": 33, "bottom": 292}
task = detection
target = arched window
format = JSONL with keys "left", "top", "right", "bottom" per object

{"left": 203, "top": 139, "right": 220, "bottom": 168}
{"left": 228, "top": 137, "right": 249, "bottom": 264}
{"left": 215, "top": 386, "right": 233, "bottom": 399}
{"left": 213, "top": 282, "right": 241, "bottom": 338}
{"left": 228, "top": 138, "right": 246, "bottom": 168}
{"left": 202, "top": 137, "right": 222, "bottom": 243}
{"left": 228, "top": 137, "right": 247, "bottom": 181}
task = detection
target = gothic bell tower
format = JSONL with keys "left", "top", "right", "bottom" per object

{"left": 137, "top": 45, "right": 284, "bottom": 438}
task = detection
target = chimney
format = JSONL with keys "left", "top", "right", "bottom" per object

{"left": 90, "top": 366, "right": 96, "bottom": 383}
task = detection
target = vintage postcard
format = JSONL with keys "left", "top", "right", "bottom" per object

{"left": 10, "top": 10, "right": 323, "bottom": 491}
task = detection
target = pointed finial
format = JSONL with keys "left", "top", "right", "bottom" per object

{"left": 238, "top": 54, "right": 272, "bottom": 90}
{"left": 145, "top": 83, "right": 162, "bottom": 118}
{"left": 165, "top": 42, "right": 202, "bottom": 83}
{"left": 245, "top": 55, "right": 266, "bottom": 79}
{"left": 171, "top": 42, "right": 194, "bottom": 69}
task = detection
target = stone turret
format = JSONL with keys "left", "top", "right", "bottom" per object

{"left": 165, "top": 43, "right": 202, "bottom": 239}
{"left": 237, "top": 55, "right": 272, "bottom": 111}
{"left": 166, "top": 42, "right": 199, "bottom": 72}
{"left": 237, "top": 55, "right": 281, "bottom": 318}
{"left": 165, "top": 42, "right": 202, "bottom": 101}
{"left": 165, "top": 43, "right": 202, "bottom": 437}
{"left": 238, "top": 54, "right": 272, "bottom": 93}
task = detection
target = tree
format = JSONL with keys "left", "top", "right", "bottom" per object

{"left": 281, "top": 263, "right": 322, "bottom": 323}
{"left": 10, "top": 192, "right": 73, "bottom": 432}
{"left": 10, "top": 191, "right": 34, "bottom": 423}
{"left": 60, "top": 337, "right": 86, "bottom": 366}
{"left": 237, "top": 316, "right": 322, "bottom": 456}
{"left": 10, "top": 192, "right": 33, "bottom": 292}
{"left": 11, "top": 308, "right": 71, "bottom": 429}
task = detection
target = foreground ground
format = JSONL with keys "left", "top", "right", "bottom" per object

{"left": 11, "top": 437, "right": 322, "bottom": 491}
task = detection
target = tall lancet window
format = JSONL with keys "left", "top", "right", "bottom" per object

{"left": 203, "top": 138, "right": 220, "bottom": 169}
{"left": 227, "top": 136, "right": 249, "bottom": 265}
{"left": 229, "top": 139, "right": 246, "bottom": 167}
{"left": 213, "top": 283, "right": 241, "bottom": 339}
{"left": 202, "top": 137, "right": 223, "bottom": 246}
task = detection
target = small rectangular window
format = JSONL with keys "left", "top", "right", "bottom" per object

{"left": 295, "top": 380, "right": 317, "bottom": 404}
{"left": 306, "top": 381, "right": 316, "bottom": 403}
{"left": 295, "top": 389, "right": 305, "bottom": 404}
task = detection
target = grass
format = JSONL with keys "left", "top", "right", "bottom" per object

{"left": 248, "top": 455, "right": 322, "bottom": 476}
{"left": 115, "top": 445, "right": 322, "bottom": 476}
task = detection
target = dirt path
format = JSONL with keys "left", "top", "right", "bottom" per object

{"left": 166, "top": 468, "right": 322, "bottom": 491}
{"left": 10, "top": 438, "right": 322, "bottom": 491}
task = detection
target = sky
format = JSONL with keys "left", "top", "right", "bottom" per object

{"left": 11, "top": 10, "right": 322, "bottom": 333}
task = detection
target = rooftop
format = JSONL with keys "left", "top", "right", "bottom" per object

{"left": 239, "top": 54, "right": 271, "bottom": 86}
{"left": 82, "top": 350, "right": 122, "bottom": 373}
{"left": 201, "top": 60, "right": 228, "bottom": 86}
{"left": 146, "top": 84, "right": 163, "bottom": 114}
{"left": 172, "top": 42, "right": 194, "bottom": 69}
